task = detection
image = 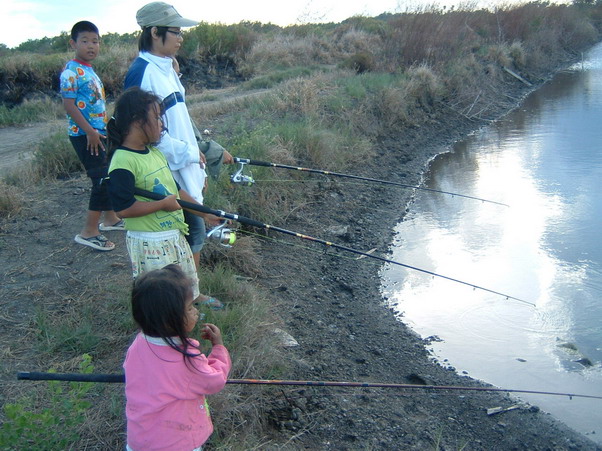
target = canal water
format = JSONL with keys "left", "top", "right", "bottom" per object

{"left": 381, "top": 43, "right": 602, "bottom": 443}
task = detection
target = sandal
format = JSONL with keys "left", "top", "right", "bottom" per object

{"left": 74, "top": 234, "right": 115, "bottom": 251}
{"left": 199, "top": 296, "right": 224, "bottom": 310}
{"left": 99, "top": 219, "right": 125, "bottom": 231}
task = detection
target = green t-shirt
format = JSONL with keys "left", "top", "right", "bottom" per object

{"left": 108, "top": 146, "right": 188, "bottom": 234}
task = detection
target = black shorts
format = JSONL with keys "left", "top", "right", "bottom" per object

{"left": 69, "top": 134, "right": 112, "bottom": 212}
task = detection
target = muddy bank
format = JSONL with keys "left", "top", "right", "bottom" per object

{"left": 252, "top": 78, "right": 602, "bottom": 449}
{"left": 1, "top": 66, "right": 600, "bottom": 450}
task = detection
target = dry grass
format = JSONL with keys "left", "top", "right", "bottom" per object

{"left": 0, "top": 181, "right": 24, "bottom": 217}
{"left": 404, "top": 64, "right": 444, "bottom": 110}
{"left": 2, "top": 3, "right": 602, "bottom": 448}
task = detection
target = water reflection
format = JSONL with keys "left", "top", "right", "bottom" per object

{"left": 382, "top": 44, "right": 602, "bottom": 441}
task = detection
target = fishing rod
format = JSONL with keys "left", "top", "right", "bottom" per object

{"left": 231, "top": 157, "right": 509, "bottom": 207}
{"left": 16, "top": 372, "right": 602, "bottom": 400}
{"left": 134, "top": 188, "right": 530, "bottom": 305}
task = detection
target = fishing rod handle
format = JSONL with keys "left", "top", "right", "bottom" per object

{"left": 133, "top": 188, "right": 265, "bottom": 229}
{"left": 18, "top": 372, "right": 124, "bottom": 383}
{"left": 233, "top": 157, "right": 272, "bottom": 167}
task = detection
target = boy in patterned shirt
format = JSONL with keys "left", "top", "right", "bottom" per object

{"left": 60, "top": 21, "right": 123, "bottom": 251}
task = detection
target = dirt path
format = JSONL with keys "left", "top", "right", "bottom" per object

{"left": 0, "top": 121, "right": 62, "bottom": 174}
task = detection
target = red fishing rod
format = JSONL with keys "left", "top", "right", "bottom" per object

{"left": 134, "top": 188, "right": 531, "bottom": 305}
{"left": 16, "top": 372, "right": 602, "bottom": 400}
{"left": 231, "top": 157, "right": 509, "bottom": 207}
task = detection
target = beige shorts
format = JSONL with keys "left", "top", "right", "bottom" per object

{"left": 125, "top": 230, "right": 200, "bottom": 299}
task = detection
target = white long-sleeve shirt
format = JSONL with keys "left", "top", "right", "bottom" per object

{"left": 125, "top": 51, "right": 206, "bottom": 203}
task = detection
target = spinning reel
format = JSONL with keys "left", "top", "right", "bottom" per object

{"left": 230, "top": 161, "right": 255, "bottom": 186}
{"left": 206, "top": 221, "right": 236, "bottom": 247}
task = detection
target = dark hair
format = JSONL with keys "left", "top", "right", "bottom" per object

{"left": 107, "top": 87, "right": 164, "bottom": 158}
{"left": 71, "top": 21, "right": 99, "bottom": 41}
{"left": 138, "top": 26, "right": 169, "bottom": 52}
{"left": 131, "top": 264, "right": 198, "bottom": 358}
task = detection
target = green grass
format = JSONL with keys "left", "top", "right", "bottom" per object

{"left": 238, "top": 66, "right": 323, "bottom": 90}
{"left": 0, "top": 355, "right": 96, "bottom": 451}
{"left": 2, "top": 3, "right": 602, "bottom": 448}
{"left": 0, "top": 98, "right": 63, "bottom": 126}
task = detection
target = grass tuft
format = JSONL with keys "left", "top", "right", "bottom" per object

{"left": 0, "top": 181, "right": 24, "bottom": 217}
{"left": 4, "top": 130, "right": 82, "bottom": 187}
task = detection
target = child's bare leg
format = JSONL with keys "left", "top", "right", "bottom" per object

{"left": 193, "top": 251, "right": 200, "bottom": 271}
{"left": 81, "top": 210, "right": 102, "bottom": 237}
{"left": 102, "top": 210, "right": 121, "bottom": 226}
{"left": 81, "top": 211, "right": 113, "bottom": 245}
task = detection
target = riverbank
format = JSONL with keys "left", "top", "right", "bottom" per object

{"left": 1, "top": 48, "right": 601, "bottom": 451}
{"left": 250, "top": 68, "right": 602, "bottom": 449}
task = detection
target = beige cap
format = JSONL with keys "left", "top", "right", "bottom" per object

{"left": 136, "top": 2, "right": 198, "bottom": 28}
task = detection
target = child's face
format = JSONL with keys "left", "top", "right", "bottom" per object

{"left": 184, "top": 294, "right": 200, "bottom": 333}
{"left": 152, "top": 27, "right": 182, "bottom": 58}
{"left": 143, "top": 103, "right": 164, "bottom": 144}
{"left": 70, "top": 31, "right": 100, "bottom": 63}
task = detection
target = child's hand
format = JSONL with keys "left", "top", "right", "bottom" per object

{"left": 87, "top": 130, "right": 106, "bottom": 156}
{"left": 204, "top": 214, "right": 223, "bottom": 228}
{"left": 161, "top": 194, "right": 182, "bottom": 212}
{"left": 200, "top": 323, "right": 224, "bottom": 346}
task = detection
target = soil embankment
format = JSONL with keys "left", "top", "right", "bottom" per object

{"left": 1, "top": 68, "right": 600, "bottom": 450}
{"left": 251, "top": 82, "right": 602, "bottom": 449}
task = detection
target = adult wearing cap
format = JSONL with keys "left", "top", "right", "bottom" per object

{"left": 125, "top": 2, "right": 232, "bottom": 274}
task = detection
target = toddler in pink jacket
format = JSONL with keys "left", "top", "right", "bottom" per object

{"left": 124, "top": 264, "right": 231, "bottom": 451}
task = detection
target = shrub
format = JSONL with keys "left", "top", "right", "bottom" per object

{"left": 181, "top": 22, "right": 258, "bottom": 59}
{"left": 31, "top": 131, "right": 82, "bottom": 180}
{"left": 508, "top": 41, "right": 527, "bottom": 67}
{"left": 404, "top": 64, "right": 443, "bottom": 109}
{"left": 4, "top": 130, "right": 82, "bottom": 187}
{"left": 241, "top": 33, "right": 334, "bottom": 76}
{"left": 341, "top": 51, "right": 376, "bottom": 73}
{"left": 340, "top": 15, "right": 391, "bottom": 37}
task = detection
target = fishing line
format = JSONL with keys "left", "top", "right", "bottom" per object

{"left": 134, "top": 188, "right": 531, "bottom": 305}
{"left": 16, "top": 372, "right": 602, "bottom": 401}
{"left": 232, "top": 158, "right": 509, "bottom": 207}
{"left": 246, "top": 179, "right": 414, "bottom": 219}
{"left": 237, "top": 228, "right": 381, "bottom": 266}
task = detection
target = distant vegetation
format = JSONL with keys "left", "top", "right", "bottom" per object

{"left": 1, "top": 1, "right": 601, "bottom": 113}
{"left": 2, "top": 2, "right": 602, "bottom": 449}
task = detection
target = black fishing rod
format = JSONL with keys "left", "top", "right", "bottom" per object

{"left": 134, "top": 188, "right": 531, "bottom": 305}
{"left": 16, "top": 372, "right": 602, "bottom": 400}
{"left": 232, "top": 157, "right": 509, "bottom": 207}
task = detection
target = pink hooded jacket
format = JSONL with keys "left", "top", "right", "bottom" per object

{"left": 124, "top": 333, "right": 231, "bottom": 451}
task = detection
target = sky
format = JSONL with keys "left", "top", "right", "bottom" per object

{"left": 0, "top": 0, "right": 522, "bottom": 48}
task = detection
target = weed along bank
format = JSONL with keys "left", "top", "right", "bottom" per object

{"left": 2, "top": 3, "right": 602, "bottom": 449}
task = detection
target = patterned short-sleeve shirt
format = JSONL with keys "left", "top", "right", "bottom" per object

{"left": 59, "top": 59, "right": 107, "bottom": 136}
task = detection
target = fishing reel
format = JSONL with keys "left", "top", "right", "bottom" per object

{"left": 230, "top": 161, "right": 255, "bottom": 186}
{"left": 201, "top": 129, "right": 212, "bottom": 141}
{"left": 206, "top": 221, "right": 236, "bottom": 247}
